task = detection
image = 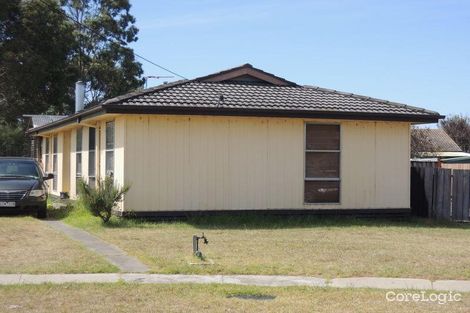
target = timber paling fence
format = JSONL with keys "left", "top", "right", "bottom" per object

{"left": 411, "top": 166, "right": 470, "bottom": 221}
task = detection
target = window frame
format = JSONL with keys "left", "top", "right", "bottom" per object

{"left": 105, "top": 121, "right": 115, "bottom": 178}
{"left": 303, "top": 122, "right": 341, "bottom": 204}
{"left": 44, "top": 137, "right": 50, "bottom": 173}
{"left": 52, "top": 136, "right": 58, "bottom": 191}
{"left": 88, "top": 127, "right": 96, "bottom": 188}
{"left": 76, "top": 127, "right": 83, "bottom": 194}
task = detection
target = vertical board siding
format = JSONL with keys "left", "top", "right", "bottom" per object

{"left": 61, "top": 131, "right": 71, "bottom": 194}
{"left": 123, "top": 115, "right": 410, "bottom": 212}
{"left": 375, "top": 122, "right": 410, "bottom": 208}
{"left": 70, "top": 129, "right": 77, "bottom": 198}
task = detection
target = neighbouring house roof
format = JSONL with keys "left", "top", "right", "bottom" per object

{"left": 26, "top": 64, "right": 444, "bottom": 134}
{"left": 441, "top": 156, "right": 470, "bottom": 164}
{"left": 415, "top": 128, "right": 462, "bottom": 152}
{"left": 23, "top": 114, "right": 66, "bottom": 129}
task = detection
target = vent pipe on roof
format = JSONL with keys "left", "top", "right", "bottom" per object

{"left": 75, "top": 81, "right": 85, "bottom": 113}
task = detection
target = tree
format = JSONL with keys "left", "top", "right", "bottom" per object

{"left": 0, "top": 0, "right": 77, "bottom": 123}
{"left": 0, "top": 0, "right": 144, "bottom": 156}
{"left": 410, "top": 127, "right": 437, "bottom": 158}
{"left": 0, "top": 122, "right": 29, "bottom": 156}
{"left": 61, "top": 0, "right": 144, "bottom": 104}
{"left": 440, "top": 115, "right": 470, "bottom": 153}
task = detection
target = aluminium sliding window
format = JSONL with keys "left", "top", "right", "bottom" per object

{"left": 52, "top": 136, "right": 58, "bottom": 191}
{"left": 105, "top": 121, "right": 115, "bottom": 177}
{"left": 304, "top": 124, "right": 341, "bottom": 203}
{"left": 44, "top": 138, "right": 50, "bottom": 173}
{"left": 76, "top": 127, "right": 83, "bottom": 194}
{"left": 88, "top": 128, "right": 96, "bottom": 188}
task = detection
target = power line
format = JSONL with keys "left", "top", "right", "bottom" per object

{"left": 35, "top": 0, "right": 224, "bottom": 100}
{"left": 35, "top": 0, "right": 188, "bottom": 80}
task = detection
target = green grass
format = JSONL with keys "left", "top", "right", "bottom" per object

{"left": 53, "top": 203, "right": 470, "bottom": 280}
{"left": 0, "top": 216, "right": 118, "bottom": 274}
{"left": 1, "top": 283, "right": 469, "bottom": 313}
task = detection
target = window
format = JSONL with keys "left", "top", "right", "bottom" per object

{"left": 76, "top": 128, "right": 83, "bottom": 194}
{"left": 105, "top": 121, "right": 115, "bottom": 177}
{"left": 52, "top": 136, "right": 58, "bottom": 191}
{"left": 88, "top": 128, "right": 96, "bottom": 188}
{"left": 304, "top": 124, "right": 340, "bottom": 203}
{"left": 44, "top": 138, "right": 50, "bottom": 173}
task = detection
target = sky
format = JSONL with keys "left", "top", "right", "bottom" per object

{"left": 129, "top": 0, "right": 470, "bottom": 118}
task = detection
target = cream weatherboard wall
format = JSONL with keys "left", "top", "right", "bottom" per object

{"left": 39, "top": 118, "right": 124, "bottom": 200}
{"left": 121, "top": 115, "right": 411, "bottom": 212}
{"left": 40, "top": 131, "right": 70, "bottom": 197}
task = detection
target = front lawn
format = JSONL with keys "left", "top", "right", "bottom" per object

{"left": 0, "top": 216, "right": 117, "bottom": 274}
{"left": 1, "top": 283, "right": 468, "bottom": 313}
{"left": 60, "top": 207, "right": 470, "bottom": 280}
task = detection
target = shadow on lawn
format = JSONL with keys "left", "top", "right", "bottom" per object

{"left": 103, "top": 212, "right": 469, "bottom": 230}
{"left": 182, "top": 213, "right": 470, "bottom": 230}
{"left": 45, "top": 198, "right": 469, "bottom": 230}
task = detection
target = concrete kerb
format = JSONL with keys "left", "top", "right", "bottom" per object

{"left": 433, "top": 280, "right": 470, "bottom": 292}
{"left": 329, "top": 277, "right": 433, "bottom": 290}
{"left": 1, "top": 274, "right": 470, "bottom": 292}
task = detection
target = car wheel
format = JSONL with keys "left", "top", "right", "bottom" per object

{"left": 37, "top": 206, "right": 47, "bottom": 219}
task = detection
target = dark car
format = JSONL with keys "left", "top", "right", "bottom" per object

{"left": 0, "top": 157, "right": 53, "bottom": 218}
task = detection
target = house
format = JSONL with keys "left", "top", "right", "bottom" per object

{"left": 26, "top": 64, "right": 443, "bottom": 216}
{"left": 23, "top": 114, "right": 66, "bottom": 160}
{"left": 411, "top": 128, "right": 470, "bottom": 168}
{"left": 441, "top": 156, "right": 470, "bottom": 170}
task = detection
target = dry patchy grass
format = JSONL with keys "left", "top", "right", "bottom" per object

{"left": 0, "top": 216, "right": 117, "bottom": 274}
{"left": 1, "top": 284, "right": 469, "bottom": 313}
{"left": 62, "top": 209, "right": 470, "bottom": 280}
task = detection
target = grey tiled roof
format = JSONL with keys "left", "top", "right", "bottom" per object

{"left": 416, "top": 129, "right": 462, "bottom": 152}
{"left": 104, "top": 81, "right": 440, "bottom": 118}
{"left": 23, "top": 115, "right": 66, "bottom": 128}
{"left": 27, "top": 65, "right": 444, "bottom": 134}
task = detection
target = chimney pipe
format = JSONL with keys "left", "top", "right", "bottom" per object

{"left": 75, "top": 81, "right": 85, "bottom": 113}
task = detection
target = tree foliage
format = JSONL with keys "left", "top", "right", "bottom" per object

{"left": 440, "top": 115, "right": 470, "bottom": 153}
{"left": 0, "top": 122, "right": 29, "bottom": 156}
{"left": 78, "top": 177, "right": 130, "bottom": 223}
{"left": 61, "top": 0, "right": 144, "bottom": 104}
{"left": 0, "top": 0, "right": 77, "bottom": 123}
{"left": 0, "top": 0, "right": 144, "bottom": 156}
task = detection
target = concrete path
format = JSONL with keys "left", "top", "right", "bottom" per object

{"left": 43, "top": 221, "right": 149, "bottom": 273}
{"left": 1, "top": 274, "right": 470, "bottom": 292}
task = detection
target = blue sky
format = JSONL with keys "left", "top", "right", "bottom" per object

{"left": 130, "top": 0, "right": 470, "bottom": 118}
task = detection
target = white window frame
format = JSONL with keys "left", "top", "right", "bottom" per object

{"left": 88, "top": 127, "right": 96, "bottom": 187}
{"left": 304, "top": 123, "right": 341, "bottom": 204}
{"left": 44, "top": 137, "right": 50, "bottom": 173}
{"left": 52, "top": 136, "right": 58, "bottom": 191}
{"left": 105, "top": 121, "right": 115, "bottom": 178}
{"left": 76, "top": 127, "right": 83, "bottom": 194}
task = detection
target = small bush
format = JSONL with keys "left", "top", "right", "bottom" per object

{"left": 77, "top": 177, "right": 130, "bottom": 223}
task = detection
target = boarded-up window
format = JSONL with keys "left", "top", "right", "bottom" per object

{"left": 305, "top": 124, "right": 340, "bottom": 203}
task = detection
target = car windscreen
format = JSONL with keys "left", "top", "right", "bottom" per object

{"left": 0, "top": 160, "right": 40, "bottom": 179}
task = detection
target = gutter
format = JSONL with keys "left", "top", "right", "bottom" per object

{"left": 104, "top": 105, "right": 444, "bottom": 124}
{"left": 27, "top": 104, "right": 443, "bottom": 135}
{"left": 26, "top": 105, "right": 104, "bottom": 135}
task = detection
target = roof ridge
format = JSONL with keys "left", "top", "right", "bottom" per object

{"left": 194, "top": 63, "right": 298, "bottom": 87}
{"left": 303, "top": 84, "right": 441, "bottom": 116}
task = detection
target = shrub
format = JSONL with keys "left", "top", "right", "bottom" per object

{"left": 77, "top": 177, "right": 130, "bottom": 223}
